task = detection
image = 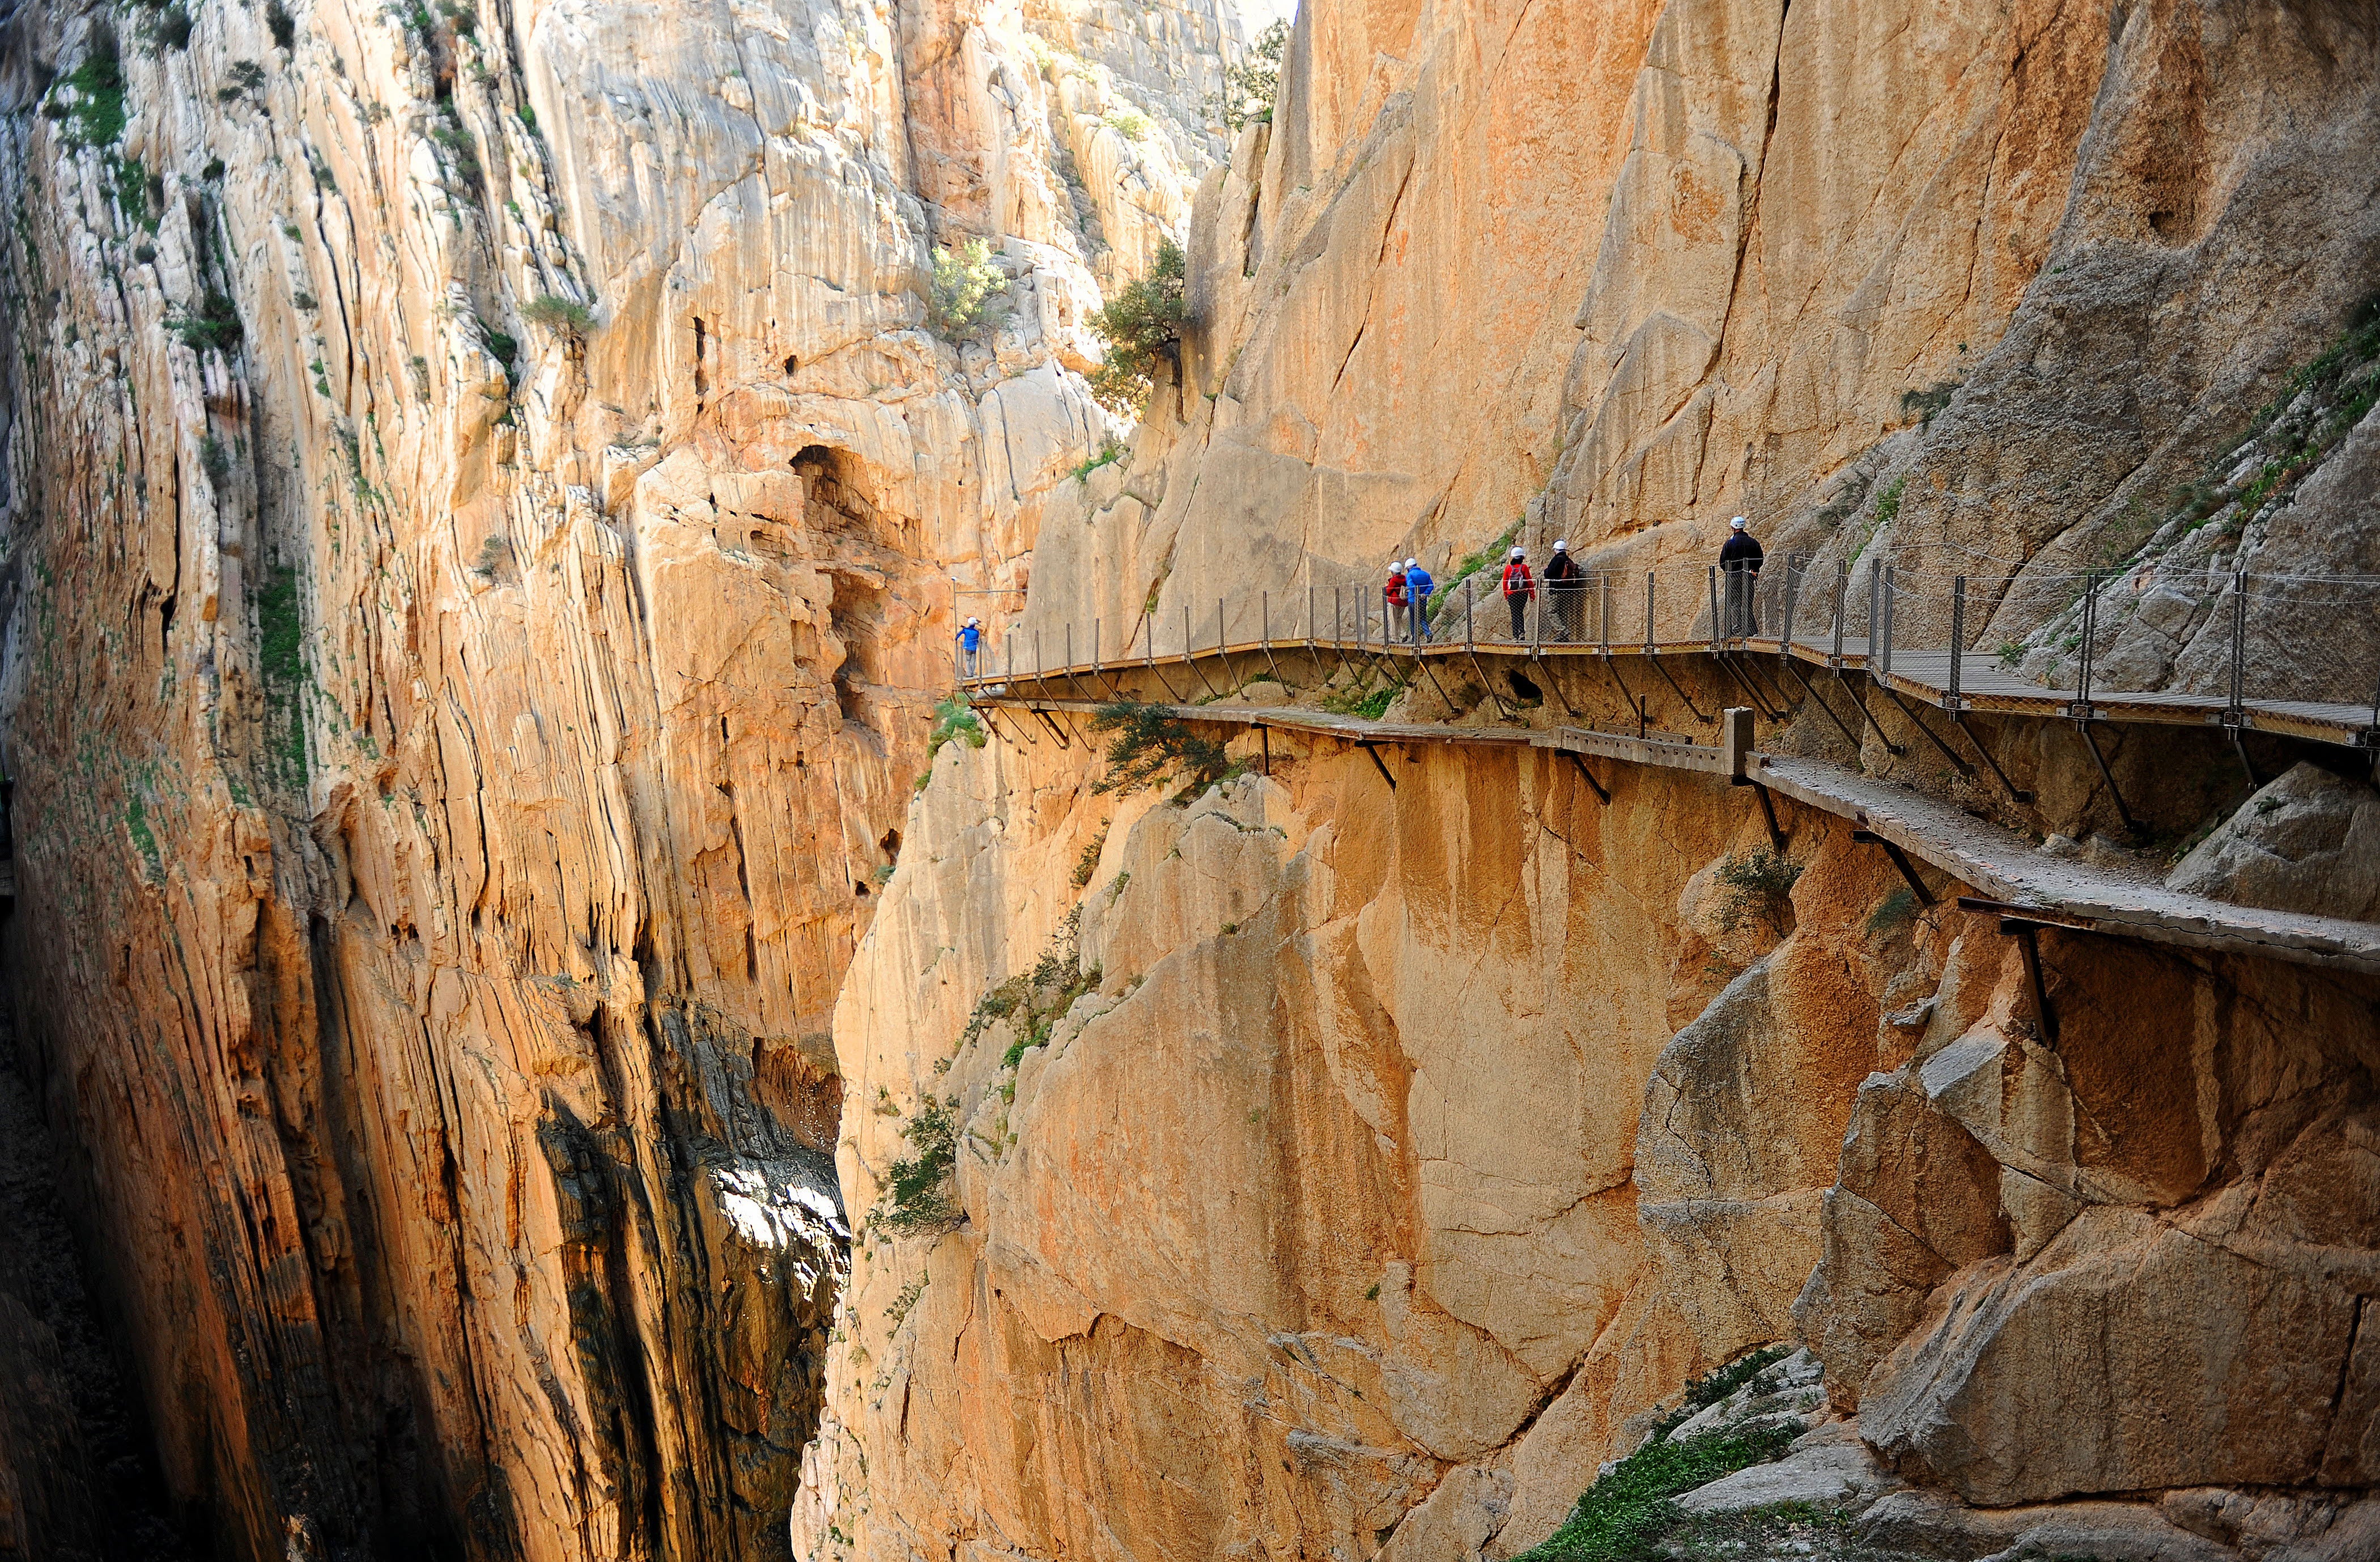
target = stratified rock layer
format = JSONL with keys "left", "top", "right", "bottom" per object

{"left": 0, "top": 0, "right": 1251, "bottom": 1555}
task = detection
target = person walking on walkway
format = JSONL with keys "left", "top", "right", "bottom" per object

{"left": 1404, "top": 557, "right": 1435, "bottom": 643}
{"left": 1544, "top": 540, "right": 1582, "bottom": 642}
{"left": 958, "top": 616, "right": 981, "bottom": 678}
{"left": 1720, "top": 516, "right": 1764, "bottom": 638}
{"left": 1384, "top": 558, "right": 1409, "bottom": 643}
{"left": 1500, "top": 546, "right": 1536, "bottom": 640}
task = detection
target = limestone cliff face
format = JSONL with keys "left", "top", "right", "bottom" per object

{"left": 807, "top": 1, "right": 2380, "bottom": 1559}
{"left": 0, "top": 0, "right": 1252, "bottom": 1553}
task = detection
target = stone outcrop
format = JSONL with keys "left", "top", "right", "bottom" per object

{"left": 0, "top": 0, "right": 1252, "bottom": 1553}
{"left": 797, "top": 1, "right": 2380, "bottom": 1556}
{"left": 5, "top": 0, "right": 2378, "bottom": 1554}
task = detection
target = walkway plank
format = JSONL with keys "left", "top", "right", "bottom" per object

{"left": 989, "top": 694, "right": 2380, "bottom": 976}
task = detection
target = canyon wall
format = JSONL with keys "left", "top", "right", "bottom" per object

{"left": 0, "top": 0, "right": 1259, "bottom": 1555}
{"left": 808, "top": 1, "right": 2380, "bottom": 1559}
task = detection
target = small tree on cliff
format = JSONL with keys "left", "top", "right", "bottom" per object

{"left": 1086, "top": 237, "right": 1188, "bottom": 417}
{"left": 1210, "top": 19, "right": 1287, "bottom": 133}
{"left": 1089, "top": 697, "right": 1229, "bottom": 796}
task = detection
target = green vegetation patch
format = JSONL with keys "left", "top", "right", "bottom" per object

{"left": 1089, "top": 697, "right": 1229, "bottom": 796}
{"left": 872, "top": 1097, "right": 959, "bottom": 1237}
{"left": 1210, "top": 18, "right": 1286, "bottom": 132}
{"left": 167, "top": 290, "right": 243, "bottom": 353}
{"left": 928, "top": 239, "right": 1009, "bottom": 343}
{"left": 522, "top": 293, "right": 594, "bottom": 335}
{"left": 1714, "top": 847, "right": 1800, "bottom": 937}
{"left": 1087, "top": 237, "right": 1187, "bottom": 417}
{"left": 257, "top": 565, "right": 309, "bottom": 790}
{"left": 1514, "top": 1424, "right": 1797, "bottom": 1562}
{"left": 57, "top": 45, "right": 129, "bottom": 147}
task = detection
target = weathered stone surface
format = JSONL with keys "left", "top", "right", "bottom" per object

{"left": 2168, "top": 763, "right": 2380, "bottom": 923}
{"left": 0, "top": 0, "right": 1242, "bottom": 1551}
{"left": 1676, "top": 1419, "right": 1899, "bottom": 1518}
{"left": 1861, "top": 1100, "right": 2380, "bottom": 1506}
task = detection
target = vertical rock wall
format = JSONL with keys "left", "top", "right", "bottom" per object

{"left": 0, "top": 0, "right": 1251, "bottom": 1555}
{"left": 807, "top": 0, "right": 2380, "bottom": 1557}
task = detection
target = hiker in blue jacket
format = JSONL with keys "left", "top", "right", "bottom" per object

{"left": 1403, "top": 557, "right": 1435, "bottom": 643}
{"left": 958, "top": 616, "right": 981, "bottom": 677}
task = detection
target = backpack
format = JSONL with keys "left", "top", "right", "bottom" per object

{"left": 1386, "top": 568, "right": 1407, "bottom": 604}
{"left": 1502, "top": 561, "right": 1533, "bottom": 597}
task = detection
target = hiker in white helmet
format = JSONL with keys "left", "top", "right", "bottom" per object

{"left": 958, "top": 615, "right": 982, "bottom": 678}
{"left": 1499, "top": 545, "right": 1536, "bottom": 641}
{"left": 1404, "top": 557, "right": 1435, "bottom": 644}
{"left": 1545, "top": 538, "right": 1582, "bottom": 642}
{"left": 1720, "top": 516, "right": 1764, "bottom": 639}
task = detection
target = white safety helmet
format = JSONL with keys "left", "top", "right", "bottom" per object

{"left": 966, "top": 616, "right": 979, "bottom": 626}
{"left": 1405, "top": 558, "right": 1418, "bottom": 569}
{"left": 1552, "top": 540, "right": 1567, "bottom": 551}
{"left": 1730, "top": 516, "right": 1748, "bottom": 530}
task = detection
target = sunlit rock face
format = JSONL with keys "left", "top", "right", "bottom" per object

{"left": 0, "top": 0, "right": 1252, "bottom": 1551}
{"left": 804, "top": 1, "right": 2380, "bottom": 1558}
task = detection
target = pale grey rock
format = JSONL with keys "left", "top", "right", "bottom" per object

{"left": 1674, "top": 1422, "right": 1900, "bottom": 1517}
{"left": 2166, "top": 763, "right": 2380, "bottom": 923}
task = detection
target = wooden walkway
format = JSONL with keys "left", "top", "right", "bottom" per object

{"left": 980, "top": 694, "right": 2380, "bottom": 977}
{"left": 964, "top": 630, "right": 2380, "bottom": 750}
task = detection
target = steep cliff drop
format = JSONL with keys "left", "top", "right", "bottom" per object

{"left": 5, "top": 0, "right": 2380, "bottom": 1560}
{"left": 0, "top": 0, "right": 1253, "bottom": 1555}
{"left": 802, "top": 2, "right": 2380, "bottom": 1560}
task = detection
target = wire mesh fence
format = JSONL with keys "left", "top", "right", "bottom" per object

{"left": 955, "top": 559, "right": 2380, "bottom": 732}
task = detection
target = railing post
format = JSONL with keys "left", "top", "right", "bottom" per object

{"left": 1831, "top": 567, "right": 1847, "bottom": 666}
{"left": 1600, "top": 571, "right": 1611, "bottom": 654}
{"left": 1879, "top": 564, "right": 1894, "bottom": 677}
{"left": 2077, "top": 573, "right": 2097, "bottom": 711}
{"left": 1307, "top": 583, "right": 1315, "bottom": 647}
{"left": 1865, "top": 558, "right": 1881, "bottom": 668}
{"left": 1217, "top": 597, "right": 1226, "bottom": 658}
{"left": 1529, "top": 572, "right": 1542, "bottom": 658}
{"left": 1035, "top": 629, "right": 1044, "bottom": 686}
{"left": 2228, "top": 570, "right": 2247, "bottom": 723}
{"left": 1949, "top": 575, "right": 1966, "bottom": 707}
{"left": 1781, "top": 555, "right": 1799, "bottom": 652}
{"left": 1644, "top": 570, "right": 1655, "bottom": 654}
{"left": 1465, "top": 575, "right": 1475, "bottom": 647}
{"left": 1707, "top": 564, "right": 1723, "bottom": 655}
{"left": 1262, "top": 591, "right": 1270, "bottom": 648}
{"left": 1183, "top": 604, "right": 1192, "bottom": 666}
{"left": 1091, "top": 617, "right": 1099, "bottom": 676}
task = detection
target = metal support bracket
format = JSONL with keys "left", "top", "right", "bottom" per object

{"left": 1651, "top": 654, "right": 1709, "bottom": 724}
{"left": 1841, "top": 674, "right": 1907, "bottom": 755}
{"left": 1753, "top": 784, "right": 1787, "bottom": 854}
{"left": 1851, "top": 828, "right": 1935, "bottom": 905}
{"left": 1948, "top": 711, "right": 2035, "bottom": 804}
{"left": 1880, "top": 684, "right": 1975, "bottom": 777}
{"left": 1031, "top": 707, "right": 1073, "bottom": 748}
{"left": 1717, "top": 653, "right": 1780, "bottom": 721}
{"left": 2073, "top": 720, "right": 2143, "bottom": 838}
{"left": 1957, "top": 895, "right": 2081, "bottom": 1044}
{"left": 1566, "top": 752, "right": 1610, "bottom": 804}
{"left": 1357, "top": 741, "right": 1399, "bottom": 792}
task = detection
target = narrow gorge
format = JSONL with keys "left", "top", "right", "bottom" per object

{"left": 0, "top": 2, "right": 2375, "bottom": 1561}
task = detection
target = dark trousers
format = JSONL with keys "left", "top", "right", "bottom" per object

{"left": 1548, "top": 588, "right": 1580, "bottom": 641}
{"left": 1507, "top": 596, "right": 1528, "bottom": 639}
{"left": 1724, "top": 568, "right": 1759, "bottom": 637}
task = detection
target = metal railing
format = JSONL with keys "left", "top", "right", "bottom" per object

{"left": 951, "top": 559, "right": 2380, "bottom": 742}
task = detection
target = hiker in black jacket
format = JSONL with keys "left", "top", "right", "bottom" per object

{"left": 1544, "top": 540, "right": 1583, "bottom": 641}
{"left": 1719, "top": 516, "right": 1763, "bottom": 638}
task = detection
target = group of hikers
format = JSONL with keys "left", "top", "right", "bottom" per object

{"left": 954, "top": 516, "right": 1767, "bottom": 676}
{"left": 1384, "top": 516, "right": 1766, "bottom": 643}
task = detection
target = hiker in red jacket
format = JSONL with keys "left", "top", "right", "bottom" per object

{"left": 1501, "top": 546, "right": 1535, "bottom": 640}
{"left": 1383, "top": 558, "right": 1409, "bottom": 642}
